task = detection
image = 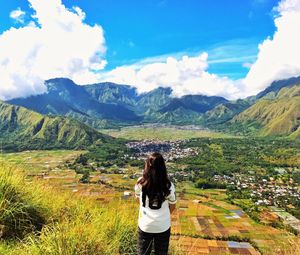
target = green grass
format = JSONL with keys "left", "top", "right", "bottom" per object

{"left": 0, "top": 164, "right": 47, "bottom": 239}
{"left": 100, "top": 126, "right": 235, "bottom": 141}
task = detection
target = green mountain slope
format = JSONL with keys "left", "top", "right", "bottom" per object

{"left": 136, "top": 87, "right": 173, "bottom": 113}
{"left": 204, "top": 99, "right": 251, "bottom": 125}
{"left": 144, "top": 107, "right": 203, "bottom": 125}
{"left": 0, "top": 101, "right": 111, "bottom": 151}
{"left": 9, "top": 78, "right": 141, "bottom": 129}
{"left": 84, "top": 82, "right": 139, "bottom": 110}
{"left": 138, "top": 92, "right": 227, "bottom": 124}
{"left": 230, "top": 84, "right": 300, "bottom": 138}
{"left": 160, "top": 95, "right": 227, "bottom": 113}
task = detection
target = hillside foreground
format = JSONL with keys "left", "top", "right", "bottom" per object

{"left": 0, "top": 151, "right": 299, "bottom": 255}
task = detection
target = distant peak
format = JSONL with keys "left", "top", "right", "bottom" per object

{"left": 45, "top": 77, "right": 76, "bottom": 84}
{"left": 45, "top": 78, "right": 78, "bottom": 91}
{"left": 141, "top": 86, "right": 173, "bottom": 96}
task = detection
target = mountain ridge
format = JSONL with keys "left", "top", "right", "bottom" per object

{"left": 0, "top": 100, "right": 111, "bottom": 151}
{"left": 230, "top": 84, "right": 300, "bottom": 138}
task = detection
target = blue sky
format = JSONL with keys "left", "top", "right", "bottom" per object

{"left": 1, "top": 0, "right": 278, "bottom": 79}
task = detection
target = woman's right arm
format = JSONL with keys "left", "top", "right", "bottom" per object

{"left": 134, "top": 178, "right": 142, "bottom": 203}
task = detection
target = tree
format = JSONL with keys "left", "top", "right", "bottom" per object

{"left": 79, "top": 171, "right": 90, "bottom": 183}
{"left": 75, "top": 154, "right": 88, "bottom": 165}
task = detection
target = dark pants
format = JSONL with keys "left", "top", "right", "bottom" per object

{"left": 138, "top": 227, "right": 171, "bottom": 255}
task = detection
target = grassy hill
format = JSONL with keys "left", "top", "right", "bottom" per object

{"left": 1, "top": 150, "right": 299, "bottom": 255}
{"left": 0, "top": 163, "right": 140, "bottom": 255}
{"left": 230, "top": 84, "right": 300, "bottom": 138}
{"left": 0, "top": 100, "right": 111, "bottom": 151}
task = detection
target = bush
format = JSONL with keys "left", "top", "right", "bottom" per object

{"left": 195, "top": 178, "right": 226, "bottom": 189}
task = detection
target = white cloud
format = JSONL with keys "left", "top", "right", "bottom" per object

{"left": 243, "top": 0, "right": 300, "bottom": 95}
{"left": 100, "top": 53, "right": 242, "bottom": 99}
{"left": 0, "top": 0, "right": 106, "bottom": 100}
{"left": 10, "top": 8, "right": 26, "bottom": 23}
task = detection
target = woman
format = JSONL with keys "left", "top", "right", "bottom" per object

{"left": 134, "top": 152, "right": 177, "bottom": 255}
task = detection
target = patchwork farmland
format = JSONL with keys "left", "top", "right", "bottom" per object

{"left": 172, "top": 185, "right": 298, "bottom": 254}
{"left": 171, "top": 236, "right": 260, "bottom": 255}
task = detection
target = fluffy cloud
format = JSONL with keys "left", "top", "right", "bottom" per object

{"left": 101, "top": 53, "right": 241, "bottom": 99}
{"left": 10, "top": 8, "right": 26, "bottom": 23}
{"left": 1, "top": 0, "right": 299, "bottom": 101}
{"left": 243, "top": 0, "right": 300, "bottom": 95}
{"left": 0, "top": 0, "right": 106, "bottom": 100}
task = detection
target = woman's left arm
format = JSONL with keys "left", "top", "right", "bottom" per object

{"left": 167, "top": 182, "right": 177, "bottom": 213}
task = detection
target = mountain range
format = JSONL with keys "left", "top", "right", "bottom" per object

{"left": 4, "top": 76, "right": 300, "bottom": 141}
{"left": 9, "top": 78, "right": 232, "bottom": 127}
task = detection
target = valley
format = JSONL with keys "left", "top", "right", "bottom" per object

{"left": 1, "top": 127, "right": 299, "bottom": 254}
{"left": 1, "top": 0, "right": 300, "bottom": 254}
{"left": 100, "top": 124, "right": 234, "bottom": 140}
{"left": 0, "top": 76, "right": 300, "bottom": 255}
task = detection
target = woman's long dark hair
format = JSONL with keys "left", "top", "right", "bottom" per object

{"left": 138, "top": 152, "right": 171, "bottom": 209}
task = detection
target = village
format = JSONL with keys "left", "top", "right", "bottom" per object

{"left": 125, "top": 139, "right": 199, "bottom": 161}
{"left": 213, "top": 173, "right": 300, "bottom": 233}
{"left": 213, "top": 173, "right": 300, "bottom": 207}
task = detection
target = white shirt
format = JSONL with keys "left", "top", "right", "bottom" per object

{"left": 134, "top": 180, "right": 177, "bottom": 233}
